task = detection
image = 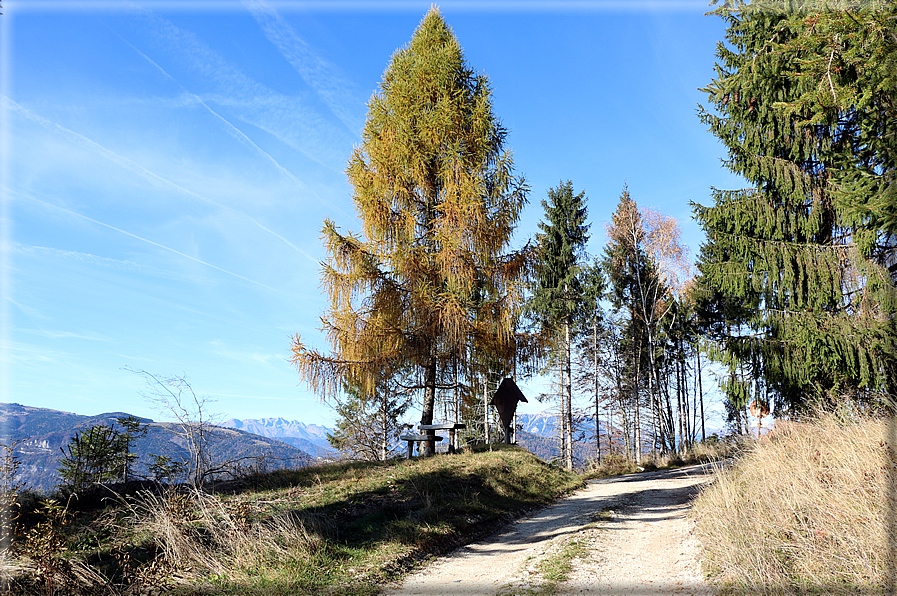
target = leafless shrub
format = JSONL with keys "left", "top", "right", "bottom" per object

{"left": 129, "top": 369, "right": 219, "bottom": 487}
{"left": 129, "top": 369, "right": 290, "bottom": 488}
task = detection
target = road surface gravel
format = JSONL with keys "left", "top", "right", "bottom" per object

{"left": 382, "top": 462, "right": 720, "bottom": 596}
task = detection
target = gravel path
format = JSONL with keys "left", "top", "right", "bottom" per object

{"left": 382, "top": 462, "right": 720, "bottom": 596}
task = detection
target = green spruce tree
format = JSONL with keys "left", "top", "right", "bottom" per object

{"left": 530, "top": 180, "right": 590, "bottom": 471}
{"left": 59, "top": 425, "right": 124, "bottom": 490}
{"left": 115, "top": 415, "right": 148, "bottom": 483}
{"left": 694, "top": 0, "right": 897, "bottom": 414}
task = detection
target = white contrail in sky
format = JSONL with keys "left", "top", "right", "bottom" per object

{"left": 244, "top": 0, "right": 364, "bottom": 134}
{"left": 115, "top": 29, "right": 349, "bottom": 246}
{"left": 4, "top": 96, "right": 319, "bottom": 264}
{"left": 14, "top": 242, "right": 190, "bottom": 281}
{"left": 139, "top": 10, "right": 351, "bottom": 175}
{"left": 24, "top": 194, "right": 286, "bottom": 294}
{"left": 125, "top": 41, "right": 315, "bottom": 197}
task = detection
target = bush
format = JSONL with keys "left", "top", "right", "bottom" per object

{"left": 132, "top": 487, "right": 324, "bottom": 577}
{"left": 0, "top": 442, "right": 25, "bottom": 552}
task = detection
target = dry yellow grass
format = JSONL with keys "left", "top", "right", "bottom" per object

{"left": 693, "top": 409, "right": 896, "bottom": 594}
{"left": 132, "top": 488, "right": 324, "bottom": 578}
{"left": 584, "top": 436, "right": 740, "bottom": 479}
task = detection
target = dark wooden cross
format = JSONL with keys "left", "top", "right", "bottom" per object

{"left": 491, "top": 378, "right": 528, "bottom": 444}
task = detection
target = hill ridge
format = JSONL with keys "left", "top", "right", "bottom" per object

{"left": 0, "top": 403, "right": 313, "bottom": 492}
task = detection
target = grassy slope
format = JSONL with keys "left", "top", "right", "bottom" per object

{"left": 692, "top": 412, "right": 896, "bottom": 595}
{"left": 5, "top": 445, "right": 582, "bottom": 595}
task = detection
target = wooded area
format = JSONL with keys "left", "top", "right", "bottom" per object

{"left": 293, "top": 2, "right": 896, "bottom": 469}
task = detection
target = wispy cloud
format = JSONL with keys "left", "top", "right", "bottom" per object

{"left": 21, "top": 193, "right": 287, "bottom": 294}
{"left": 244, "top": 0, "right": 365, "bottom": 134}
{"left": 4, "top": 96, "right": 322, "bottom": 262}
{"left": 119, "top": 48, "right": 324, "bottom": 265}
{"left": 206, "top": 392, "right": 291, "bottom": 401}
{"left": 0, "top": 340, "right": 94, "bottom": 377}
{"left": 0, "top": 341, "right": 59, "bottom": 366}
{"left": 117, "top": 353, "right": 158, "bottom": 363}
{"left": 13, "top": 242, "right": 206, "bottom": 283}
{"left": 6, "top": 297, "right": 50, "bottom": 325}
{"left": 209, "top": 341, "right": 282, "bottom": 367}
{"left": 120, "top": 37, "right": 325, "bottom": 217}
{"left": 27, "top": 329, "right": 113, "bottom": 342}
{"left": 141, "top": 11, "right": 355, "bottom": 174}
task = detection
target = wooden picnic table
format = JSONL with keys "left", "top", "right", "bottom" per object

{"left": 399, "top": 434, "right": 443, "bottom": 459}
{"left": 419, "top": 423, "right": 466, "bottom": 454}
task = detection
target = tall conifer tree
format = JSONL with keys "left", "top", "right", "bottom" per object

{"left": 603, "top": 189, "right": 653, "bottom": 461}
{"left": 530, "top": 180, "right": 590, "bottom": 471}
{"left": 602, "top": 188, "right": 686, "bottom": 456}
{"left": 694, "top": 0, "right": 897, "bottom": 413}
{"left": 291, "top": 9, "right": 532, "bottom": 454}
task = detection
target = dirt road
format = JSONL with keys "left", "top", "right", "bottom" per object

{"left": 383, "top": 462, "right": 720, "bottom": 596}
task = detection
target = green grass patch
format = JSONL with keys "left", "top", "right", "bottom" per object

{"left": 538, "top": 538, "right": 587, "bottom": 585}
{"left": 4, "top": 446, "right": 582, "bottom": 596}
{"left": 495, "top": 536, "right": 590, "bottom": 596}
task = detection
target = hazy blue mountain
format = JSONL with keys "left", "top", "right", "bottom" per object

{"left": 512, "top": 412, "right": 626, "bottom": 466}
{"left": 515, "top": 412, "right": 559, "bottom": 437}
{"left": 0, "top": 403, "right": 312, "bottom": 492}
{"left": 220, "top": 417, "right": 337, "bottom": 458}
{"left": 514, "top": 429, "right": 595, "bottom": 464}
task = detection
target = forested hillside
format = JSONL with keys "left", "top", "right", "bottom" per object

{"left": 0, "top": 403, "right": 311, "bottom": 492}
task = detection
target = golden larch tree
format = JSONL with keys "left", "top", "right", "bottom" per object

{"left": 291, "top": 8, "right": 533, "bottom": 454}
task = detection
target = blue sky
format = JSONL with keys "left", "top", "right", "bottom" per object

{"left": 2, "top": 0, "right": 744, "bottom": 429}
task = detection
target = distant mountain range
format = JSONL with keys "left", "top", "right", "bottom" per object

{"left": 219, "top": 413, "right": 594, "bottom": 462}
{"left": 514, "top": 412, "right": 623, "bottom": 465}
{"left": 219, "top": 417, "right": 337, "bottom": 458}
{"left": 515, "top": 412, "right": 559, "bottom": 437}
{"left": 514, "top": 430, "right": 597, "bottom": 465}
{"left": 217, "top": 412, "right": 617, "bottom": 463}
{"left": 0, "top": 401, "right": 632, "bottom": 492}
{"left": 0, "top": 403, "right": 314, "bottom": 492}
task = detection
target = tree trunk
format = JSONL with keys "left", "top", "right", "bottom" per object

{"left": 421, "top": 351, "right": 437, "bottom": 456}
{"left": 558, "top": 347, "right": 566, "bottom": 466}
{"left": 565, "top": 317, "right": 574, "bottom": 471}
{"left": 646, "top": 333, "right": 658, "bottom": 460}
{"left": 634, "top": 345, "right": 642, "bottom": 464}
{"left": 675, "top": 344, "right": 683, "bottom": 453}
{"left": 685, "top": 351, "right": 692, "bottom": 447}
{"left": 594, "top": 315, "right": 600, "bottom": 463}
{"left": 484, "top": 374, "right": 490, "bottom": 445}
{"left": 697, "top": 345, "right": 705, "bottom": 442}
{"left": 380, "top": 394, "right": 388, "bottom": 461}
{"left": 454, "top": 351, "right": 460, "bottom": 451}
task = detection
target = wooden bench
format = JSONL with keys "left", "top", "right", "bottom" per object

{"left": 419, "top": 423, "right": 466, "bottom": 454}
{"left": 399, "top": 434, "right": 443, "bottom": 459}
